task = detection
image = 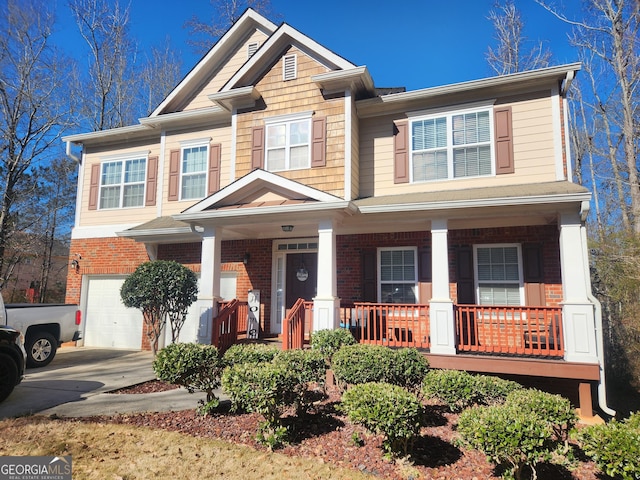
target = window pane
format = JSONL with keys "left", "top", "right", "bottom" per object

{"left": 102, "top": 162, "right": 121, "bottom": 185}
{"left": 267, "top": 148, "right": 285, "bottom": 171}
{"left": 99, "top": 186, "right": 120, "bottom": 209}
{"left": 477, "top": 246, "right": 521, "bottom": 306}
{"left": 289, "top": 145, "right": 308, "bottom": 169}
{"left": 123, "top": 184, "right": 144, "bottom": 207}
{"left": 267, "top": 125, "right": 286, "bottom": 148}
{"left": 413, "top": 150, "right": 448, "bottom": 181}
{"left": 182, "top": 174, "right": 206, "bottom": 200}
{"left": 478, "top": 111, "right": 490, "bottom": 142}
{"left": 125, "top": 159, "right": 145, "bottom": 183}
{"left": 381, "top": 284, "right": 416, "bottom": 303}
{"left": 290, "top": 120, "right": 309, "bottom": 145}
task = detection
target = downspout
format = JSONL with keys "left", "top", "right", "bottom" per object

{"left": 580, "top": 201, "right": 616, "bottom": 417}
{"left": 66, "top": 140, "right": 81, "bottom": 164}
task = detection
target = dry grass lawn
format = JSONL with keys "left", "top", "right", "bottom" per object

{"left": 0, "top": 416, "right": 373, "bottom": 480}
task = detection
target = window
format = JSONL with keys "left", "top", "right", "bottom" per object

{"left": 411, "top": 107, "right": 493, "bottom": 182}
{"left": 99, "top": 157, "right": 146, "bottom": 209}
{"left": 475, "top": 245, "right": 522, "bottom": 306}
{"left": 265, "top": 117, "right": 310, "bottom": 171}
{"left": 181, "top": 145, "right": 207, "bottom": 200}
{"left": 379, "top": 248, "right": 418, "bottom": 303}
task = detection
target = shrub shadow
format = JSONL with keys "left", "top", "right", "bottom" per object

{"left": 282, "top": 411, "right": 345, "bottom": 444}
{"left": 410, "top": 435, "right": 462, "bottom": 468}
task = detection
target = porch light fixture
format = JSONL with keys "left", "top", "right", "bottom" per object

{"left": 243, "top": 252, "right": 250, "bottom": 265}
{"left": 281, "top": 225, "right": 294, "bottom": 232}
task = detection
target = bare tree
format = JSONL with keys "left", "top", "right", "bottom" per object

{"left": 0, "top": 0, "right": 75, "bottom": 290}
{"left": 69, "top": 0, "right": 137, "bottom": 130}
{"left": 138, "top": 39, "right": 183, "bottom": 116}
{"left": 486, "top": 1, "right": 552, "bottom": 75}
{"left": 185, "top": 0, "right": 275, "bottom": 54}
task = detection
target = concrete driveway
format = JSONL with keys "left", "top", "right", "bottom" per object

{"left": 0, "top": 346, "right": 205, "bottom": 419}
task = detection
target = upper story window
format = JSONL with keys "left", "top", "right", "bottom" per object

{"left": 99, "top": 157, "right": 146, "bottom": 209}
{"left": 379, "top": 247, "right": 418, "bottom": 303}
{"left": 181, "top": 145, "right": 208, "bottom": 200}
{"left": 265, "top": 113, "right": 311, "bottom": 172}
{"left": 475, "top": 244, "right": 523, "bottom": 306}
{"left": 411, "top": 107, "right": 493, "bottom": 182}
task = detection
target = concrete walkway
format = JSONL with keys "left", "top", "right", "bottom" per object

{"left": 0, "top": 347, "right": 207, "bottom": 419}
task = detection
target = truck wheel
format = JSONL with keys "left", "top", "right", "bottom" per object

{"left": 0, "top": 352, "right": 19, "bottom": 402}
{"left": 26, "top": 332, "right": 57, "bottom": 368}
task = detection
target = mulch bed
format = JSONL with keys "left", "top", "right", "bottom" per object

{"left": 76, "top": 380, "right": 605, "bottom": 480}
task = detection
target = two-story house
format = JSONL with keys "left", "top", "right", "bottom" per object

{"left": 63, "top": 9, "right": 612, "bottom": 418}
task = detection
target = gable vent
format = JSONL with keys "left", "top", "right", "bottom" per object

{"left": 283, "top": 54, "right": 297, "bottom": 81}
{"left": 247, "top": 42, "right": 258, "bottom": 59}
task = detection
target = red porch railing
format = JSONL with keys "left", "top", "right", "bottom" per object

{"left": 218, "top": 300, "right": 249, "bottom": 335}
{"left": 282, "top": 299, "right": 313, "bottom": 350}
{"left": 455, "top": 305, "right": 564, "bottom": 357}
{"left": 212, "top": 299, "right": 239, "bottom": 353}
{"left": 341, "top": 302, "right": 430, "bottom": 349}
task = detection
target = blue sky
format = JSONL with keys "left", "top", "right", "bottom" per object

{"left": 53, "top": 0, "right": 583, "bottom": 92}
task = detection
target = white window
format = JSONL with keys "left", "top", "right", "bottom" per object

{"left": 99, "top": 157, "right": 146, "bottom": 209}
{"left": 379, "top": 248, "right": 418, "bottom": 304}
{"left": 265, "top": 115, "right": 311, "bottom": 171}
{"left": 283, "top": 54, "right": 297, "bottom": 81}
{"left": 475, "top": 244, "right": 523, "bottom": 306}
{"left": 181, "top": 145, "right": 207, "bottom": 200}
{"left": 411, "top": 107, "right": 493, "bottom": 182}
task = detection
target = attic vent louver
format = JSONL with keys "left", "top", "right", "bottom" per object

{"left": 248, "top": 42, "right": 258, "bottom": 59}
{"left": 283, "top": 54, "right": 297, "bottom": 81}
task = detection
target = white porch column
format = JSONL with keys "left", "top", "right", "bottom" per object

{"left": 313, "top": 219, "right": 340, "bottom": 331}
{"left": 196, "top": 225, "right": 222, "bottom": 344}
{"left": 429, "top": 219, "right": 456, "bottom": 355}
{"left": 559, "top": 211, "right": 598, "bottom": 363}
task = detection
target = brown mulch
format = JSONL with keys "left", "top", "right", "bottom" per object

{"left": 80, "top": 382, "right": 602, "bottom": 480}
{"left": 107, "top": 380, "right": 180, "bottom": 394}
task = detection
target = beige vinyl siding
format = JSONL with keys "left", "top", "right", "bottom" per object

{"left": 359, "top": 93, "right": 558, "bottom": 198}
{"left": 161, "top": 124, "right": 232, "bottom": 216}
{"left": 79, "top": 140, "right": 160, "bottom": 227}
{"left": 182, "top": 30, "right": 269, "bottom": 112}
{"left": 350, "top": 96, "right": 360, "bottom": 200}
{"left": 235, "top": 45, "right": 346, "bottom": 197}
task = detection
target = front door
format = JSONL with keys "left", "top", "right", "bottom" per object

{"left": 285, "top": 253, "right": 317, "bottom": 308}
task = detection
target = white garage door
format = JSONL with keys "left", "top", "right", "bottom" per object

{"left": 84, "top": 276, "right": 143, "bottom": 349}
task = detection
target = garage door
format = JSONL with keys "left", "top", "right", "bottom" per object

{"left": 84, "top": 276, "right": 143, "bottom": 349}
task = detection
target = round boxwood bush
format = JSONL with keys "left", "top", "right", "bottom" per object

{"left": 332, "top": 344, "right": 393, "bottom": 386}
{"left": 273, "top": 348, "right": 327, "bottom": 415}
{"left": 153, "top": 342, "right": 223, "bottom": 414}
{"left": 341, "top": 382, "right": 423, "bottom": 457}
{"left": 222, "top": 343, "right": 280, "bottom": 367}
{"left": 387, "top": 347, "right": 429, "bottom": 392}
{"left": 310, "top": 328, "right": 356, "bottom": 362}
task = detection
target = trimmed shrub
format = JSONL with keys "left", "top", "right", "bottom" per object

{"left": 273, "top": 348, "right": 327, "bottom": 415}
{"left": 422, "top": 369, "right": 478, "bottom": 412}
{"left": 332, "top": 344, "right": 393, "bottom": 387}
{"left": 153, "top": 342, "right": 223, "bottom": 414}
{"left": 575, "top": 412, "right": 640, "bottom": 480}
{"left": 506, "top": 389, "right": 577, "bottom": 442}
{"left": 311, "top": 328, "right": 356, "bottom": 362}
{"left": 221, "top": 361, "right": 296, "bottom": 448}
{"left": 341, "top": 382, "right": 423, "bottom": 457}
{"left": 458, "top": 403, "right": 554, "bottom": 480}
{"left": 222, "top": 343, "right": 280, "bottom": 367}
{"left": 387, "top": 347, "right": 429, "bottom": 392}
{"left": 422, "top": 369, "right": 522, "bottom": 412}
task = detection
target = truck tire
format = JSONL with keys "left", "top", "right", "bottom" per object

{"left": 0, "top": 352, "right": 19, "bottom": 402}
{"left": 26, "top": 332, "right": 57, "bottom": 368}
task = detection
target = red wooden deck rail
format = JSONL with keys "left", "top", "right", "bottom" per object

{"left": 211, "top": 299, "right": 239, "bottom": 354}
{"left": 455, "top": 304, "right": 564, "bottom": 357}
{"left": 218, "top": 300, "right": 249, "bottom": 335}
{"left": 282, "top": 299, "right": 313, "bottom": 350}
{"left": 343, "top": 302, "right": 431, "bottom": 349}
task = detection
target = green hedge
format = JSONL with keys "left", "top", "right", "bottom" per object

{"left": 310, "top": 328, "right": 356, "bottom": 362}
{"left": 575, "top": 412, "right": 640, "bottom": 480}
{"left": 332, "top": 344, "right": 428, "bottom": 390}
{"left": 153, "top": 342, "right": 223, "bottom": 414}
{"left": 422, "top": 369, "right": 522, "bottom": 412}
{"left": 222, "top": 343, "right": 280, "bottom": 366}
{"left": 340, "top": 382, "right": 423, "bottom": 457}
{"left": 273, "top": 349, "right": 327, "bottom": 415}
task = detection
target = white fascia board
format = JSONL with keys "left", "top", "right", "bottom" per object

{"left": 62, "top": 124, "right": 152, "bottom": 144}
{"left": 357, "top": 63, "right": 582, "bottom": 118}
{"left": 311, "top": 67, "right": 375, "bottom": 96}
{"left": 182, "top": 169, "right": 342, "bottom": 213}
{"left": 176, "top": 200, "right": 357, "bottom": 223}
{"left": 358, "top": 192, "right": 592, "bottom": 214}
{"left": 151, "top": 9, "right": 277, "bottom": 116}
{"left": 208, "top": 86, "right": 261, "bottom": 111}
{"left": 139, "top": 106, "right": 228, "bottom": 127}
{"left": 220, "top": 23, "right": 356, "bottom": 92}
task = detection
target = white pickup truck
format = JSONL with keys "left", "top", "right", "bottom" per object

{"left": 0, "top": 297, "right": 82, "bottom": 368}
